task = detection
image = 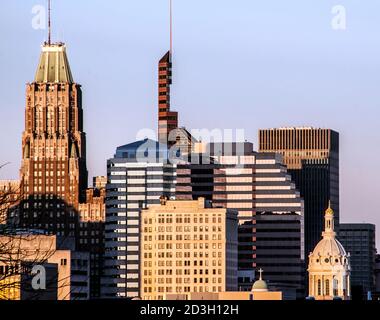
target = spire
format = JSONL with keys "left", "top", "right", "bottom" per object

{"left": 48, "top": 0, "right": 52, "bottom": 45}
{"left": 170, "top": 0, "right": 173, "bottom": 54}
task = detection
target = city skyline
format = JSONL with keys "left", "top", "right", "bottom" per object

{"left": 0, "top": 1, "right": 379, "bottom": 248}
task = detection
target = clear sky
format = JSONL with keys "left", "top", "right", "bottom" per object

{"left": 0, "top": 1, "right": 379, "bottom": 246}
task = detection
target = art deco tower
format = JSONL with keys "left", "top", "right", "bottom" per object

{"left": 19, "top": 41, "right": 88, "bottom": 235}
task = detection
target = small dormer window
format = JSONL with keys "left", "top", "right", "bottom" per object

{"left": 324, "top": 258, "right": 329, "bottom": 263}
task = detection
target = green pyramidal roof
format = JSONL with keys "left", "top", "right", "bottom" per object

{"left": 34, "top": 43, "right": 74, "bottom": 83}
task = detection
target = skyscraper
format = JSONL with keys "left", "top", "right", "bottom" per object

{"left": 102, "top": 139, "right": 177, "bottom": 298}
{"left": 13, "top": 25, "right": 105, "bottom": 298}
{"left": 175, "top": 143, "right": 305, "bottom": 296}
{"left": 19, "top": 42, "right": 87, "bottom": 235}
{"left": 259, "top": 127, "right": 339, "bottom": 263}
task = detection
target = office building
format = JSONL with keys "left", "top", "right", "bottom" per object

{"left": 259, "top": 127, "right": 339, "bottom": 265}
{"left": 375, "top": 254, "right": 380, "bottom": 299}
{"left": 102, "top": 139, "right": 176, "bottom": 298}
{"left": 0, "top": 234, "right": 89, "bottom": 300}
{"left": 176, "top": 143, "right": 304, "bottom": 296}
{"left": 140, "top": 198, "right": 238, "bottom": 300}
{"left": 12, "top": 30, "right": 106, "bottom": 298}
{"left": 254, "top": 212, "right": 304, "bottom": 297}
{"left": 338, "top": 223, "right": 376, "bottom": 299}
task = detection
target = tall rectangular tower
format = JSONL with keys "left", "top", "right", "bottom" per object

{"left": 258, "top": 127, "right": 339, "bottom": 262}
{"left": 102, "top": 139, "right": 177, "bottom": 298}
{"left": 158, "top": 52, "right": 178, "bottom": 146}
{"left": 18, "top": 43, "right": 88, "bottom": 236}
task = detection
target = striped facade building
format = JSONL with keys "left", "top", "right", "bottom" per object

{"left": 102, "top": 139, "right": 177, "bottom": 298}
{"left": 176, "top": 143, "right": 305, "bottom": 296}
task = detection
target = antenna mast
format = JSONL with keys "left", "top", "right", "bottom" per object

{"left": 170, "top": 0, "right": 173, "bottom": 54}
{"left": 48, "top": 0, "right": 52, "bottom": 45}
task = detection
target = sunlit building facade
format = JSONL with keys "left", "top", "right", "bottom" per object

{"left": 140, "top": 198, "right": 238, "bottom": 300}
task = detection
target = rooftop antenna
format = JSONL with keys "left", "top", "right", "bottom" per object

{"left": 48, "top": 0, "right": 52, "bottom": 45}
{"left": 170, "top": 0, "right": 173, "bottom": 55}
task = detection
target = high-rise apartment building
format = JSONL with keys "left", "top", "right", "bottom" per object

{"left": 140, "top": 198, "right": 238, "bottom": 300}
{"left": 338, "top": 223, "right": 376, "bottom": 299}
{"left": 176, "top": 143, "right": 304, "bottom": 296}
{"left": 102, "top": 139, "right": 177, "bottom": 298}
{"left": 259, "top": 128, "right": 339, "bottom": 262}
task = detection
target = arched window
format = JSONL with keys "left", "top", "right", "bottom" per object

{"left": 317, "top": 279, "right": 321, "bottom": 296}
{"left": 325, "top": 279, "right": 330, "bottom": 296}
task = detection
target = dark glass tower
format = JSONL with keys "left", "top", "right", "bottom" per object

{"left": 259, "top": 127, "right": 339, "bottom": 263}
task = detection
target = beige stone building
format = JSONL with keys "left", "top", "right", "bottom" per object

{"left": 140, "top": 198, "right": 238, "bottom": 300}
{"left": 0, "top": 235, "right": 71, "bottom": 300}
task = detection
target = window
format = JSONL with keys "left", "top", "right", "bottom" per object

{"left": 317, "top": 279, "right": 321, "bottom": 296}
{"left": 325, "top": 279, "right": 330, "bottom": 295}
{"left": 333, "top": 279, "right": 338, "bottom": 296}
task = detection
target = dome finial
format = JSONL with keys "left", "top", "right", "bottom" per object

{"left": 325, "top": 200, "right": 334, "bottom": 216}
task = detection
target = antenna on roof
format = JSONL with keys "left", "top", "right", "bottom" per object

{"left": 48, "top": 0, "right": 52, "bottom": 45}
{"left": 169, "top": 0, "right": 173, "bottom": 54}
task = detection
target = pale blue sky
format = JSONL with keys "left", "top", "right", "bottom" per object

{"left": 0, "top": 1, "right": 379, "bottom": 245}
